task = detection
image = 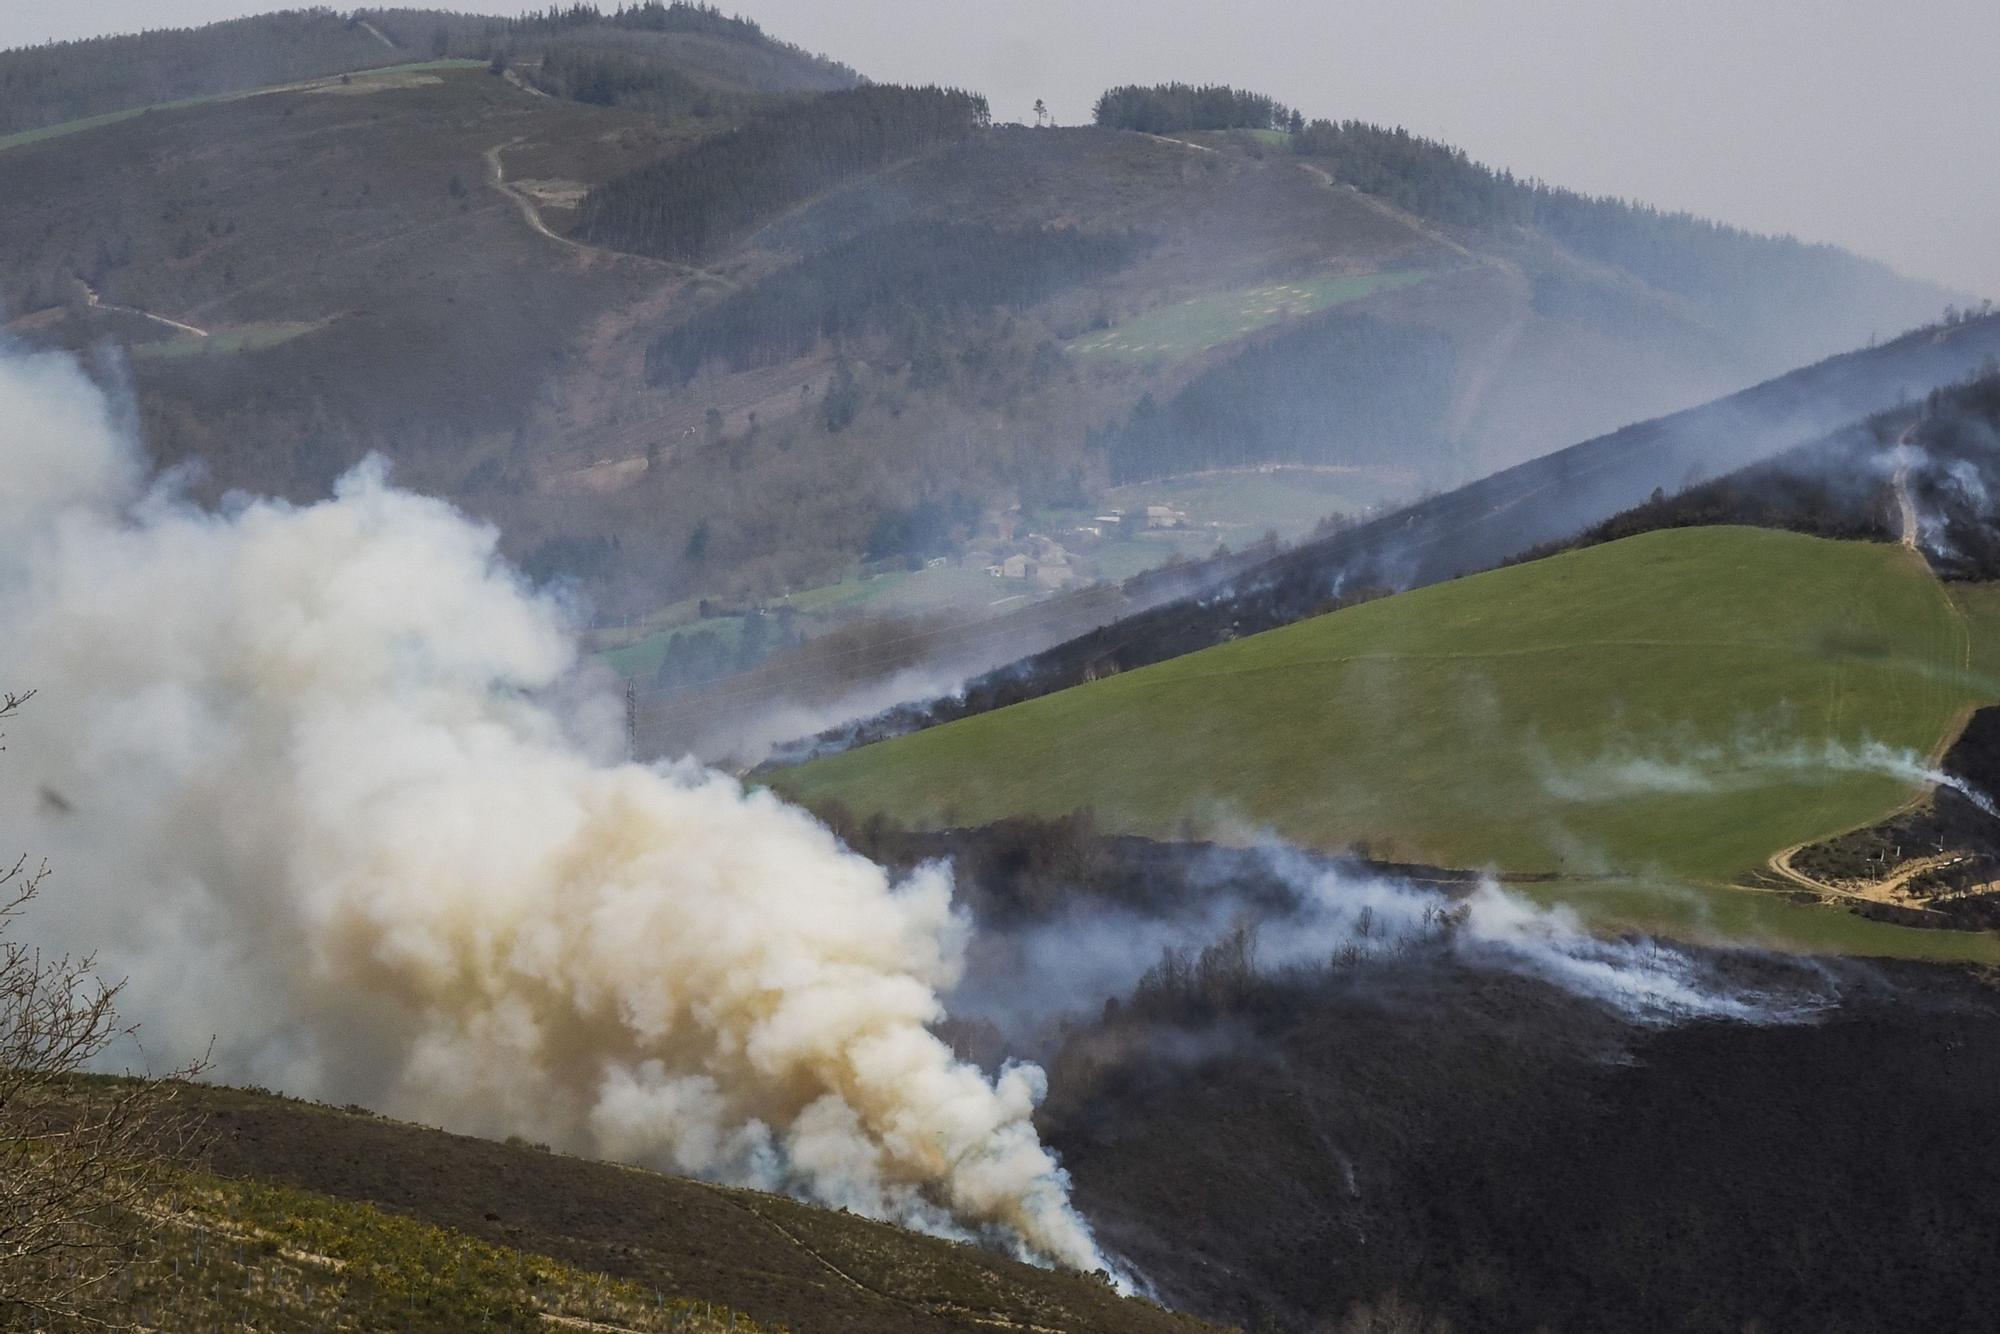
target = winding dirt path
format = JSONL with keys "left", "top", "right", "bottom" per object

{"left": 1892, "top": 424, "right": 1921, "bottom": 551}
{"left": 503, "top": 67, "right": 552, "bottom": 99}
{"left": 484, "top": 140, "right": 596, "bottom": 253}
{"left": 485, "top": 139, "right": 717, "bottom": 284}
{"left": 1766, "top": 841, "right": 1961, "bottom": 918}
{"left": 83, "top": 283, "right": 208, "bottom": 338}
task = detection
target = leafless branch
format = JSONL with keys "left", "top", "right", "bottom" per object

{"left": 1, "top": 688, "right": 205, "bottom": 1327}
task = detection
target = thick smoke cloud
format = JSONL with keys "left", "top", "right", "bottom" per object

{"left": 0, "top": 347, "right": 1108, "bottom": 1274}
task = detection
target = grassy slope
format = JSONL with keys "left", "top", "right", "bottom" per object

{"left": 67, "top": 1080, "right": 1215, "bottom": 1334}
{"left": 782, "top": 528, "right": 2000, "bottom": 953}
{"left": 0, "top": 60, "right": 482, "bottom": 155}
{"left": 1069, "top": 269, "right": 1433, "bottom": 361}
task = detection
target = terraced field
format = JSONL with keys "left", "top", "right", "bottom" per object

{"left": 782, "top": 527, "right": 2000, "bottom": 956}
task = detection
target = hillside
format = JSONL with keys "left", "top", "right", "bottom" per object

{"left": 0, "top": 41, "right": 1962, "bottom": 640}
{"left": 37, "top": 1078, "right": 1217, "bottom": 1334}
{"left": 1043, "top": 951, "right": 2000, "bottom": 1333}
{"left": 780, "top": 527, "right": 1999, "bottom": 938}
{"left": 0, "top": 11, "right": 409, "bottom": 136}
{"left": 805, "top": 314, "right": 2000, "bottom": 754}
{"left": 1540, "top": 365, "right": 2000, "bottom": 579}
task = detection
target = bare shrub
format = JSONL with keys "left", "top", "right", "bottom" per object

{"left": 1, "top": 690, "right": 205, "bottom": 1327}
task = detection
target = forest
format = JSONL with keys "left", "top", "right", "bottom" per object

{"left": 645, "top": 221, "right": 1147, "bottom": 382}
{"left": 576, "top": 84, "right": 991, "bottom": 261}
{"left": 364, "top": 2, "right": 841, "bottom": 65}
{"left": 357, "top": 5, "right": 858, "bottom": 93}
{"left": 1096, "top": 310, "right": 1458, "bottom": 481}
{"left": 1291, "top": 116, "right": 1921, "bottom": 338}
{"left": 1091, "top": 82, "right": 1300, "bottom": 135}
{"left": 524, "top": 41, "right": 743, "bottom": 117}
{"left": 0, "top": 9, "right": 398, "bottom": 135}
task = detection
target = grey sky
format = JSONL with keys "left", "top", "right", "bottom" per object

{"left": 10, "top": 1, "right": 1996, "bottom": 298}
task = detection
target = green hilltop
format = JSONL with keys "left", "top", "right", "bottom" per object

{"left": 780, "top": 527, "right": 2000, "bottom": 957}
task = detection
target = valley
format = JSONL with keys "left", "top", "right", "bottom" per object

{"left": 4, "top": 7, "right": 2000, "bottom": 1333}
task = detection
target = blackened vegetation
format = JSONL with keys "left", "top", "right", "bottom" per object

{"left": 576, "top": 86, "right": 990, "bottom": 262}
{"left": 1097, "top": 312, "right": 1457, "bottom": 482}
{"left": 815, "top": 807, "right": 1474, "bottom": 930}
{"left": 1519, "top": 417, "right": 1905, "bottom": 560}
{"left": 1904, "top": 369, "right": 2000, "bottom": 578}
{"left": 824, "top": 811, "right": 2000, "bottom": 1332}
{"left": 645, "top": 222, "right": 1148, "bottom": 383}
{"left": 1292, "top": 117, "right": 1938, "bottom": 344}
{"left": 1536, "top": 367, "right": 2000, "bottom": 579}
{"left": 1043, "top": 953, "right": 2000, "bottom": 1334}
{"left": 1092, "top": 83, "right": 1299, "bottom": 135}
{"left": 1795, "top": 707, "right": 2000, "bottom": 930}
{"left": 782, "top": 316, "right": 2000, "bottom": 759}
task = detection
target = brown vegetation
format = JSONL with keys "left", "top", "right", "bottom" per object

{"left": 2, "top": 691, "right": 205, "bottom": 1327}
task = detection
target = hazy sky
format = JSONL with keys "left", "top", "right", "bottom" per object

{"left": 10, "top": 1, "right": 1996, "bottom": 298}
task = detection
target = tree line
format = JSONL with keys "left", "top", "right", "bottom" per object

{"left": 577, "top": 84, "right": 990, "bottom": 262}
{"left": 1291, "top": 116, "right": 1924, "bottom": 338}
{"left": 1096, "top": 310, "right": 1457, "bottom": 482}
{"left": 524, "top": 40, "right": 747, "bottom": 118}
{"left": 645, "top": 220, "right": 1146, "bottom": 382}
{"left": 1091, "top": 82, "right": 1301, "bottom": 135}
{"left": 361, "top": 5, "right": 857, "bottom": 88}
{"left": 493, "top": 2, "right": 766, "bottom": 43}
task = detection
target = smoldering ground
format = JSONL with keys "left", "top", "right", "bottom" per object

{"left": 841, "top": 819, "right": 1840, "bottom": 1070}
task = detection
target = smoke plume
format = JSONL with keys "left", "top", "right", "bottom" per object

{"left": 0, "top": 347, "right": 1108, "bottom": 1274}
{"left": 947, "top": 839, "right": 1827, "bottom": 1046}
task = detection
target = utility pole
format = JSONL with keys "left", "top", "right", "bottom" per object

{"left": 625, "top": 680, "right": 637, "bottom": 762}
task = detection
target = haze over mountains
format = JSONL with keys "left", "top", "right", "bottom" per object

{"left": 6, "top": 7, "right": 2000, "bottom": 1332}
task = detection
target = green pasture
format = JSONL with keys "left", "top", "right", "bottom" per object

{"left": 781, "top": 528, "right": 2000, "bottom": 957}
{"left": 1069, "top": 268, "right": 1431, "bottom": 361}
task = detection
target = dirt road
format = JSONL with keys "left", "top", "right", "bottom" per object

{"left": 1766, "top": 841, "right": 1959, "bottom": 918}
{"left": 484, "top": 141, "right": 594, "bottom": 253}
{"left": 1892, "top": 424, "right": 1921, "bottom": 550}
{"left": 83, "top": 283, "right": 208, "bottom": 339}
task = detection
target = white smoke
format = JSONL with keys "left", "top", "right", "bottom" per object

{"left": 951, "top": 842, "right": 1825, "bottom": 1038}
{"left": 0, "top": 347, "right": 1109, "bottom": 1275}
{"left": 1253, "top": 849, "right": 1823, "bottom": 1024}
{"left": 1538, "top": 730, "right": 1998, "bottom": 815}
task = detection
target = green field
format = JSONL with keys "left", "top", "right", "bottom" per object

{"left": 1070, "top": 269, "right": 1432, "bottom": 361}
{"left": 782, "top": 528, "right": 2000, "bottom": 957}
{"left": 593, "top": 565, "right": 1020, "bottom": 680}
{"left": 129, "top": 319, "right": 331, "bottom": 360}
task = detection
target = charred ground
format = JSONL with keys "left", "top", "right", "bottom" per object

{"left": 823, "top": 816, "right": 2000, "bottom": 1334}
